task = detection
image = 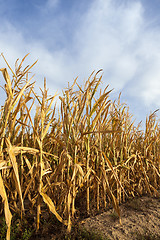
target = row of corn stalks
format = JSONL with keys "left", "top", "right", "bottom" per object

{"left": 0, "top": 54, "right": 160, "bottom": 239}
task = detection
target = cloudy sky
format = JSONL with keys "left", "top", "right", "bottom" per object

{"left": 0, "top": 0, "right": 160, "bottom": 126}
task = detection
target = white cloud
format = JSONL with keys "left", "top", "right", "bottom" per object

{"left": 46, "top": 0, "right": 59, "bottom": 9}
{"left": 71, "top": 0, "right": 160, "bottom": 108}
{"left": 0, "top": 0, "right": 160, "bottom": 117}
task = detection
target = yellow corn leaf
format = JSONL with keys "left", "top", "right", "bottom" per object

{"left": 81, "top": 168, "right": 92, "bottom": 186}
{"left": 50, "top": 152, "right": 66, "bottom": 181}
{"left": 23, "top": 155, "right": 33, "bottom": 177}
{"left": 12, "top": 146, "right": 40, "bottom": 155}
{"left": 0, "top": 172, "right": 12, "bottom": 240}
{"left": 5, "top": 138, "right": 24, "bottom": 210}
{"left": 32, "top": 89, "right": 42, "bottom": 105}
{"left": 40, "top": 192, "right": 67, "bottom": 225}
{"left": 11, "top": 146, "right": 58, "bottom": 159}
{"left": 102, "top": 168, "right": 121, "bottom": 223}
{"left": 10, "top": 78, "right": 32, "bottom": 111}
{"left": 0, "top": 150, "right": 3, "bottom": 161}
{"left": 1, "top": 53, "right": 16, "bottom": 78}
{"left": 0, "top": 68, "right": 13, "bottom": 98}
{"left": 76, "top": 164, "right": 84, "bottom": 177}
{"left": 0, "top": 160, "right": 11, "bottom": 170}
{"left": 71, "top": 164, "right": 84, "bottom": 182}
{"left": 76, "top": 93, "right": 87, "bottom": 124}
{"left": 89, "top": 100, "right": 111, "bottom": 132}
{"left": 18, "top": 60, "right": 38, "bottom": 83}
{"left": 42, "top": 117, "right": 54, "bottom": 141}
{"left": 102, "top": 152, "right": 128, "bottom": 197}
{"left": 149, "top": 184, "right": 160, "bottom": 197}
{"left": 90, "top": 75, "right": 103, "bottom": 101}
{"left": 45, "top": 93, "right": 58, "bottom": 115}
{"left": 138, "top": 155, "right": 152, "bottom": 195}
{"left": 81, "top": 129, "right": 120, "bottom": 137}
{"left": 150, "top": 163, "right": 160, "bottom": 178}
{"left": 42, "top": 168, "right": 52, "bottom": 176}
{"left": 24, "top": 103, "right": 41, "bottom": 142}
{"left": 23, "top": 170, "right": 38, "bottom": 200}
{"left": 16, "top": 53, "right": 30, "bottom": 74}
{"left": 67, "top": 190, "right": 72, "bottom": 233}
{"left": 89, "top": 91, "right": 112, "bottom": 118}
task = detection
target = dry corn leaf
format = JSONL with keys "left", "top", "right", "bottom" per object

{"left": 10, "top": 78, "right": 32, "bottom": 112}
{"left": 102, "top": 168, "right": 121, "bottom": 223}
{"left": 138, "top": 154, "right": 152, "bottom": 195}
{"left": 10, "top": 146, "right": 58, "bottom": 159}
{"left": 5, "top": 138, "right": 24, "bottom": 210}
{"left": 40, "top": 192, "right": 67, "bottom": 225}
{"left": 89, "top": 91, "right": 112, "bottom": 118}
{"left": 102, "top": 152, "right": 128, "bottom": 197}
{"left": 71, "top": 164, "right": 84, "bottom": 182}
{"left": 0, "top": 160, "right": 11, "bottom": 170}
{"left": 0, "top": 68, "right": 13, "bottom": 98}
{"left": 0, "top": 172, "right": 12, "bottom": 240}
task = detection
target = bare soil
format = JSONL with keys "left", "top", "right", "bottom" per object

{"left": 81, "top": 193, "right": 160, "bottom": 240}
{"left": 8, "top": 192, "right": 160, "bottom": 239}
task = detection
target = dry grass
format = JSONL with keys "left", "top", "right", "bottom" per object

{"left": 0, "top": 54, "right": 159, "bottom": 240}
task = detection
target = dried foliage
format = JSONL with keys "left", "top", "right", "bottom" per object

{"left": 0, "top": 54, "right": 160, "bottom": 239}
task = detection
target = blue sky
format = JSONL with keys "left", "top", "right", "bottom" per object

{"left": 0, "top": 0, "right": 160, "bottom": 126}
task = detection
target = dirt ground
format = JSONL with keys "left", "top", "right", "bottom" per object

{"left": 81, "top": 193, "right": 160, "bottom": 240}
{"left": 18, "top": 191, "right": 160, "bottom": 240}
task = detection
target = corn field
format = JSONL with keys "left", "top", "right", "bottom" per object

{"left": 0, "top": 54, "right": 160, "bottom": 240}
